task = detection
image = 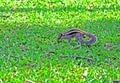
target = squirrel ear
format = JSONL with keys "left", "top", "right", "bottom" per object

{"left": 60, "top": 33, "right": 64, "bottom": 36}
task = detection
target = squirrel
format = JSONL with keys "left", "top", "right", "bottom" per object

{"left": 58, "top": 29, "right": 97, "bottom": 45}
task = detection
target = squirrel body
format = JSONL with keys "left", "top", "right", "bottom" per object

{"left": 58, "top": 29, "right": 96, "bottom": 45}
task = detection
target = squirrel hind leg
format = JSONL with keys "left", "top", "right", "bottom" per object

{"left": 75, "top": 34, "right": 84, "bottom": 42}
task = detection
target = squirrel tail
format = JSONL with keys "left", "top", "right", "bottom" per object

{"left": 79, "top": 34, "right": 97, "bottom": 45}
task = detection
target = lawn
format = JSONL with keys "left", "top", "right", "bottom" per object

{"left": 0, "top": 0, "right": 120, "bottom": 83}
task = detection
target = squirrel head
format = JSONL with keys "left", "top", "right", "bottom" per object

{"left": 58, "top": 33, "right": 65, "bottom": 42}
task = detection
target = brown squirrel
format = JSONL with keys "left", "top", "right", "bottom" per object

{"left": 58, "top": 29, "right": 97, "bottom": 45}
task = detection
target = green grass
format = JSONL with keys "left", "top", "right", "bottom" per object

{"left": 0, "top": 0, "right": 120, "bottom": 83}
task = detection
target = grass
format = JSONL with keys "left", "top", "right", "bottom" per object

{"left": 0, "top": 0, "right": 120, "bottom": 83}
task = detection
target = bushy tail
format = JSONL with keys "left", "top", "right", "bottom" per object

{"left": 79, "top": 34, "right": 97, "bottom": 45}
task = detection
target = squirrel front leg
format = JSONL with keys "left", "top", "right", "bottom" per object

{"left": 66, "top": 37, "right": 71, "bottom": 43}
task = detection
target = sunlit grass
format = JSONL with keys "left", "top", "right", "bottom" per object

{"left": 0, "top": 0, "right": 120, "bottom": 82}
